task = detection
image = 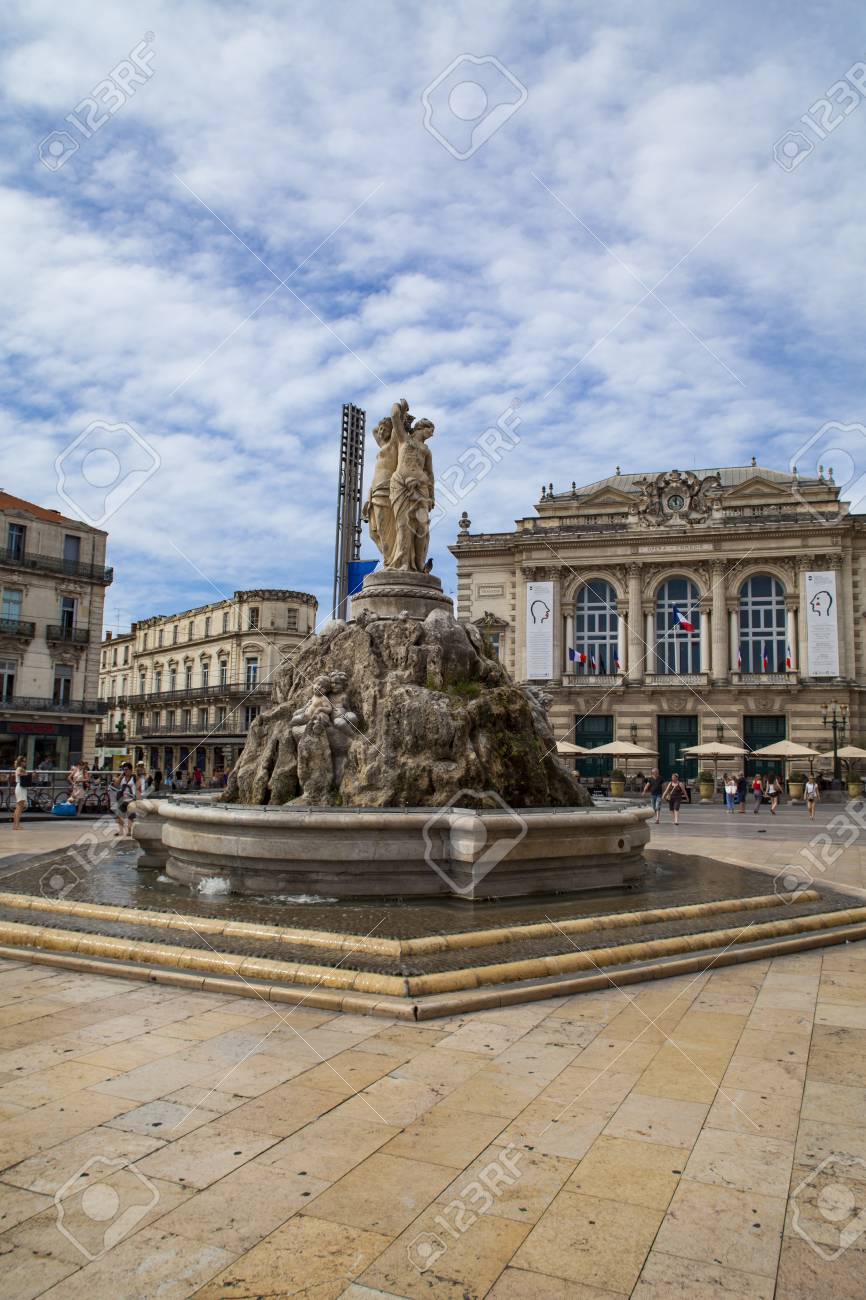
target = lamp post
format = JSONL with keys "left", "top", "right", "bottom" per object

{"left": 715, "top": 722, "right": 724, "bottom": 743}
{"left": 821, "top": 700, "right": 848, "bottom": 782}
{"left": 629, "top": 722, "right": 638, "bottom": 744}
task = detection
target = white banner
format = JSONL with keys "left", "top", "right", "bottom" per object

{"left": 806, "top": 571, "right": 840, "bottom": 677}
{"left": 526, "top": 581, "right": 554, "bottom": 679}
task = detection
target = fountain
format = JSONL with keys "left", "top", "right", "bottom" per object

{"left": 146, "top": 397, "right": 652, "bottom": 899}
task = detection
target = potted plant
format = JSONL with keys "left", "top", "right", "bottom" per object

{"left": 698, "top": 769, "right": 715, "bottom": 802}
{"left": 847, "top": 767, "right": 864, "bottom": 797}
{"left": 609, "top": 768, "right": 626, "bottom": 797}
{"left": 788, "top": 770, "right": 806, "bottom": 801}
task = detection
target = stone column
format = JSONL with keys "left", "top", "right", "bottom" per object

{"left": 711, "top": 562, "right": 728, "bottom": 680}
{"left": 627, "top": 565, "right": 643, "bottom": 681}
{"left": 564, "top": 610, "right": 575, "bottom": 676}
{"left": 618, "top": 600, "right": 627, "bottom": 675}
{"left": 729, "top": 605, "right": 739, "bottom": 672}
{"left": 786, "top": 598, "right": 798, "bottom": 672}
{"left": 645, "top": 610, "right": 655, "bottom": 677}
{"left": 797, "top": 562, "right": 809, "bottom": 677}
{"left": 700, "top": 609, "right": 711, "bottom": 675}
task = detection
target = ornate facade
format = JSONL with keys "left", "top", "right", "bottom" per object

{"left": 451, "top": 463, "right": 865, "bottom": 776}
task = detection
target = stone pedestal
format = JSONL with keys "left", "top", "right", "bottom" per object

{"left": 351, "top": 569, "right": 453, "bottom": 621}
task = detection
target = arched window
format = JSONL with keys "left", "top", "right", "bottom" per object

{"left": 655, "top": 578, "right": 700, "bottom": 674}
{"left": 739, "top": 575, "right": 786, "bottom": 672}
{"left": 574, "top": 581, "right": 619, "bottom": 673}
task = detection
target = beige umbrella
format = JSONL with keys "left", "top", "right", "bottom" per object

{"left": 828, "top": 744, "right": 866, "bottom": 781}
{"left": 683, "top": 742, "right": 748, "bottom": 802}
{"left": 555, "top": 740, "right": 592, "bottom": 755}
{"left": 751, "top": 739, "right": 824, "bottom": 788}
{"left": 585, "top": 739, "right": 658, "bottom": 785}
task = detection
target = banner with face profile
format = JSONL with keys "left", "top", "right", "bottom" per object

{"left": 526, "top": 581, "right": 554, "bottom": 679}
{"left": 805, "top": 571, "right": 839, "bottom": 677}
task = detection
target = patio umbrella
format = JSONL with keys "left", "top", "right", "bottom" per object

{"left": 682, "top": 742, "right": 748, "bottom": 801}
{"left": 555, "top": 740, "right": 593, "bottom": 755}
{"left": 827, "top": 744, "right": 866, "bottom": 780}
{"left": 750, "top": 739, "right": 823, "bottom": 784}
{"left": 584, "top": 740, "right": 658, "bottom": 782}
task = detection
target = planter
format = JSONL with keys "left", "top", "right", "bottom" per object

{"left": 699, "top": 781, "right": 715, "bottom": 802}
{"left": 788, "top": 782, "right": 805, "bottom": 802}
{"left": 847, "top": 780, "right": 864, "bottom": 798}
{"left": 609, "top": 780, "right": 625, "bottom": 797}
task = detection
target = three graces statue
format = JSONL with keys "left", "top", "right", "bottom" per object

{"left": 362, "top": 397, "right": 435, "bottom": 571}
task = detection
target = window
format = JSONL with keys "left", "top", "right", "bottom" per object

{"left": 158, "top": 629, "right": 164, "bottom": 647}
{"left": 53, "top": 666, "right": 73, "bottom": 705}
{"left": 286, "top": 607, "right": 298, "bottom": 631}
{"left": 6, "top": 523, "right": 25, "bottom": 560}
{"left": 63, "top": 535, "right": 81, "bottom": 569}
{"left": 154, "top": 669, "right": 162, "bottom": 692}
{"left": 487, "top": 631, "right": 501, "bottom": 660}
{"left": 123, "top": 646, "right": 129, "bottom": 665}
{"left": 655, "top": 578, "right": 700, "bottom": 674}
{"left": 120, "top": 675, "right": 127, "bottom": 695}
{"left": 739, "top": 575, "right": 787, "bottom": 673}
{"left": 188, "top": 621, "right": 194, "bottom": 640}
{"left": 102, "top": 650, "right": 107, "bottom": 668}
{"left": 0, "top": 660, "right": 16, "bottom": 700}
{"left": 139, "top": 672, "right": 146, "bottom": 694}
{"left": 199, "top": 708, "right": 208, "bottom": 727}
{"left": 222, "top": 611, "right": 229, "bottom": 633}
{"left": 185, "top": 666, "right": 193, "bottom": 690}
{"left": 204, "top": 616, "right": 211, "bottom": 637}
{"left": 1, "top": 588, "right": 23, "bottom": 622}
{"left": 143, "top": 632, "right": 149, "bottom": 649}
{"left": 574, "top": 581, "right": 620, "bottom": 674}
{"left": 183, "top": 709, "right": 192, "bottom": 729}
{"left": 244, "top": 705, "right": 260, "bottom": 728}
{"left": 152, "top": 711, "right": 160, "bottom": 729}
{"left": 248, "top": 607, "right": 260, "bottom": 630}
{"left": 216, "top": 706, "right": 226, "bottom": 724}
{"left": 201, "top": 661, "right": 210, "bottom": 687}
{"left": 167, "top": 709, "right": 175, "bottom": 727}
{"left": 112, "top": 648, "right": 118, "bottom": 666}
{"left": 172, "top": 625, "right": 178, "bottom": 644}
{"left": 245, "top": 656, "right": 259, "bottom": 687}
{"left": 169, "top": 668, "right": 177, "bottom": 691}
{"left": 219, "top": 661, "right": 228, "bottom": 686}
{"left": 59, "top": 596, "right": 76, "bottom": 634}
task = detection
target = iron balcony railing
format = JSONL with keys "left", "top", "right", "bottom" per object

{"left": 121, "top": 681, "right": 272, "bottom": 706}
{"left": 0, "top": 695, "right": 108, "bottom": 715}
{"left": 46, "top": 625, "right": 90, "bottom": 645}
{"left": 0, "top": 617, "right": 36, "bottom": 639}
{"left": 134, "top": 719, "right": 250, "bottom": 738}
{"left": 0, "top": 546, "right": 113, "bottom": 585}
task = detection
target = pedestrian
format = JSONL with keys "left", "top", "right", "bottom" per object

{"left": 804, "top": 775, "right": 820, "bottom": 821}
{"left": 723, "top": 772, "right": 737, "bottom": 813}
{"left": 115, "top": 763, "right": 137, "bottom": 837}
{"left": 662, "top": 771, "right": 685, "bottom": 825}
{"left": 152, "top": 769, "right": 163, "bottom": 794}
{"left": 751, "top": 771, "right": 765, "bottom": 814}
{"left": 192, "top": 765, "right": 203, "bottom": 789}
{"left": 767, "top": 773, "right": 781, "bottom": 815}
{"left": 11, "top": 756, "right": 28, "bottom": 831}
{"left": 736, "top": 772, "right": 747, "bottom": 813}
{"left": 643, "top": 768, "right": 665, "bottom": 824}
{"left": 68, "top": 759, "right": 89, "bottom": 815}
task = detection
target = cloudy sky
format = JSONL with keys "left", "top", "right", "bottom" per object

{"left": 3, "top": 0, "right": 865, "bottom": 630}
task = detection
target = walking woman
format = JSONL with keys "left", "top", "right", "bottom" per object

{"left": 804, "top": 775, "right": 820, "bottom": 822}
{"left": 766, "top": 772, "right": 781, "bottom": 815}
{"left": 736, "top": 772, "right": 747, "bottom": 813}
{"left": 12, "top": 757, "right": 28, "bottom": 831}
{"left": 752, "top": 771, "right": 766, "bottom": 814}
{"left": 663, "top": 772, "right": 686, "bottom": 825}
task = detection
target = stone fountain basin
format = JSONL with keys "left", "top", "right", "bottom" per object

{"left": 141, "top": 798, "right": 653, "bottom": 900}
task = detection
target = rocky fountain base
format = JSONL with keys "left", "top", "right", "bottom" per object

{"left": 146, "top": 574, "right": 650, "bottom": 899}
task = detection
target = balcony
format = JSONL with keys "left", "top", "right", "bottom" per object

{"left": 562, "top": 673, "right": 624, "bottom": 688}
{"left": 130, "top": 681, "right": 272, "bottom": 705}
{"left": 135, "top": 719, "right": 249, "bottom": 739}
{"left": 731, "top": 671, "right": 799, "bottom": 687}
{"left": 0, "top": 546, "right": 113, "bottom": 585}
{"left": 0, "top": 695, "right": 108, "bottom": 716}
{"left": 0, "top": 617, "right": 36, "bottom": 640}
{"left": 46, "top": 625, "right": 90, "bottom": 645}
{"left": 644, "top": 672, "right": 710, "bottom": 689}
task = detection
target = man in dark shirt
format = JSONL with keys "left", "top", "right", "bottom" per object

{"left": 643, "top": 768, "right": 665, "bottom": 823}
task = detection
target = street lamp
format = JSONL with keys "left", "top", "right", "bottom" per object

{"left": 629, "top": 722, "right": 638, "bottom": 744}
{"left": 715, "top": 722, "right": 724, "bottom": 743}
{"left": 821, "top": 700, "right": 848, "bottom": 782}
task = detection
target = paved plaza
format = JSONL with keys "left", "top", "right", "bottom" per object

{"left": 0, "top": 811, "right": 861, "bottom": 1296}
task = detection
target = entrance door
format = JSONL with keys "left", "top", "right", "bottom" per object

{"left": 658, "top": 715, "right": 699, "bottom": 780}
{"left": 744, "top": 715, "right": 786, "bottom": 779}
{"left": 573, "top": 713, "right": 613, "bottom": 777}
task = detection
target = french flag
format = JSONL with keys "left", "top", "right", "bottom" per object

{"left": 786, "top": 644, "right": 792, "bottom": 670}
{"left": 672, "top": 605, "right": 695, "bottom": 633}
{"left": 590, "top": 653, "right": 598, "bottom": 671}
{"left": 763, "top": 643, "right": 769, "bottom": 671}
{"left": 737, "top": 646, "right": 742, "bottom": 670}
{"left": 568, "top": 648, "right": 587, "bottom": 667}
{"left": 613, "top": 650, "right": 621, "bottom": 671}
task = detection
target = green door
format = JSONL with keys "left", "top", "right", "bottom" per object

{"left": 574, "top": 713, "right": 613, "bottom": 777}
{"left": 744, "top": 715, "right": 786, "bottom": 779}
{"left": 658, "top": 715, "right": 698, "bottom": 780}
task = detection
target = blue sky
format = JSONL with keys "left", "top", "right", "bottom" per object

{"left": 3, "top": 0, "right": 866, "bottom": 631}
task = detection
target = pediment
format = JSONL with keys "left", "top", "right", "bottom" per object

{"left": 576, "top": 486, "right": 635, "bottom": 509}
{"left": 722, "top": 476, "right": 793, "bottom": 503}
{"left": 473, "top": 611, "right": 509, "bottom": 630}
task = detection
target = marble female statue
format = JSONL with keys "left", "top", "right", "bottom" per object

{"left": 389, "top": 400, "right": 435, "bottom": 571}
{"left": 362, "top": 415, "right": 398, "bottom": 567}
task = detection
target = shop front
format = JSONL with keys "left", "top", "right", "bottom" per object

{"left": 0, "top": 718, "right": 84, "bottom": 770}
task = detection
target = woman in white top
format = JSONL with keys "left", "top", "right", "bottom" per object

{"left": 804, "top": 777, "right": 819, "bottom": 821}
{"left": 12, "top": 757, "right": 27, "bottom": 831}
{"left": 766, "top": 775, "right": 781, "bottom": 815}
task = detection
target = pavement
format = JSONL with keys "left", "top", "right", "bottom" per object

{"left": 0, "top": 805, "right": 864, "bottom": 1296}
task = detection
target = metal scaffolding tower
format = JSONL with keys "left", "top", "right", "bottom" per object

{"left": 332, "top": 402, "right": 366, "bottom": 620}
